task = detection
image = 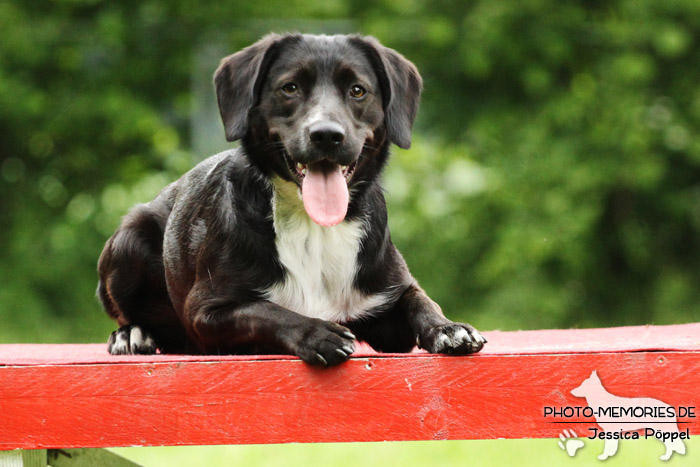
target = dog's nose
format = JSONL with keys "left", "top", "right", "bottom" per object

{"left": 309, "top": 122, "right": 345, "bottom": 151}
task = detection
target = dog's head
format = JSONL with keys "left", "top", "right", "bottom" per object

{"left": 214, "top": 33, "right": 422, "bottom": 226}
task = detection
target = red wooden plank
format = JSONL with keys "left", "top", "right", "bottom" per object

{"left": 1, "top": 322, "right": 699, "bottom": 366}
{"left": 1, "top": 324, "right": 699, "bottom": 449}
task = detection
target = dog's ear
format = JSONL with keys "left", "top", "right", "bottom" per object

{"left": 350, "top": 36, "right": 423, "bottom": 149}
{"left": 214, "top": 34, "right": 295, "bottom": 142}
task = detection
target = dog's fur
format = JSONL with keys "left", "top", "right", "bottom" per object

{"left": 97, "top": 33, "right": 486, "bottom": 366}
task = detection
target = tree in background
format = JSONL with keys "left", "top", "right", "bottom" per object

{"left": 1, "top": 0, "right": 699, "bottom": 342}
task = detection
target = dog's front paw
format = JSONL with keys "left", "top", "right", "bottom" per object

{"left": 418, "top": 323, "right": 486, "bottom": 355}
{"left": 289, "top": 319, "right": 356, "bottom": 367}
{"left": 108, "top": 325, "right": 157, "bottom": 355}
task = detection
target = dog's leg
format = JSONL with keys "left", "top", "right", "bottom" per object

{"left": 401, "top": 284, "right": 486, "bottom": 354}
{"left": 187, "top": 295, "right": 356, "bottom": 366}
{"left": 98, "top": 203, "right": 186, "bottom": 354}
{"left": 349, "top": 284, "right": 485, "bottom": 354}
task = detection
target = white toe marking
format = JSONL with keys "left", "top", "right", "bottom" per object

{"left": 130, "top": 326, "right": 143, "bottom": 343}
{"left": 129, "top": 326, "right": 155, "bottom": 352}
{"left": 473, "top": 330, "right": 486, "bottom": 343}
{"left": 143, "top": 335, "right": 155, "bottom": 349}
{"left": 129, "top": 326, "right": 145, "bottom": 353}
{"left": 112, "top": 332, "right": 129, "bottom": 353}
{"left": 436, "top": 333, "right": 450, "bottom": 349}
{"left": 453, "top": 327, "right": 471, "bottom": 345}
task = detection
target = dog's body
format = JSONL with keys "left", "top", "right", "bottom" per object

{"left": 97, "top": 33, "right": 486, "bottom": 365}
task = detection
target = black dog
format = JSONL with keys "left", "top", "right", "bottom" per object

{"left": 97, "top": 33, "right": 486, "bottom": 365}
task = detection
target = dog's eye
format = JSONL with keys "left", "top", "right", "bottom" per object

{"left": 281, "top": 83, "right": 299, "bottom": 95}
{"left": 349, "top": 85, "right": 366, "bottom": 99}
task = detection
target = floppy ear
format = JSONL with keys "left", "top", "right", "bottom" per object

{"left": 350, "top": 36, "right": 423, "bottom": 149}
{"left": 214, "top": 34, "right": 294, "bottom": 142}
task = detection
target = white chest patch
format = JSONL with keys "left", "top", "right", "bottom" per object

{"left": 263, "top": 178, "right": 390, "bottom": 323}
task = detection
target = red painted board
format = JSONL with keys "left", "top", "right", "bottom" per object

{"left": 1, "top": 322, "right": 699, "bottom": 366}
{"left": 1, "top": 332, "right": 700, "bottom": 448}
{"left": 0, "top": 352, "right": 697, "bottom": 448}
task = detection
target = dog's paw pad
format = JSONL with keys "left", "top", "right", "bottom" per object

{"left": 557, "top": 429, "right": 584, "bottom": 457}
{"left": 420, "top": 323, "right": 485, "bottom": 355}
{"left": 108, "top": 325, "right": 157, "bottom": 355}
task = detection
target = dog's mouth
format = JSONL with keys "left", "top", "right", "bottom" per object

{"left": 283, "top": 152, "right": 358, "bottom": 183}
{"left": 282, "top": 151, "right": 358, "bottom": 227}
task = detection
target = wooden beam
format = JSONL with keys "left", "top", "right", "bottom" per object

{"left": 1, "top": 323, "right": 699, "bottom": 449}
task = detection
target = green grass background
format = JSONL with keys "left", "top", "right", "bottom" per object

{"left": 110, "top": 437, "right": 700, "bottom": 466}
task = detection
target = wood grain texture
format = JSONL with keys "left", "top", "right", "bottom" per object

{"left": 1, "top": 324, "right": 699, "bottom": 449}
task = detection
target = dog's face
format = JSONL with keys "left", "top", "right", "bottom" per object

{"left": 214, "top": 34, "right": 422, "bottom": 226}
{"left": 261, "top": 36, "right": 384, "bottom": 172}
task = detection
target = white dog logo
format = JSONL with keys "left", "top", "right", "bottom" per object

{"left": 571, "top": 370, "right": 686, "bottom": 461}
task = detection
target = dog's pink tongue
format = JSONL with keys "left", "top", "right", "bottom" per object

{"left": 301, "top": 164, "right": 348, "bottom": 227}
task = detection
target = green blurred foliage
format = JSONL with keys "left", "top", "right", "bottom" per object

{"left": 1, "top": 0, "right": 699, "bottom": 343}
